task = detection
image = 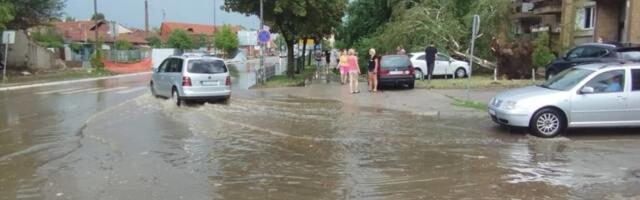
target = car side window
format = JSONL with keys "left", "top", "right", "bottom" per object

{"left": 567, "top": 47, "right": 585, "bottom": 59}
{"left": 417, "top": 55, "right": 425, "bottom": 60}
{"left": 158, "top": 59, "right": 169, "bottom": 73}
{"left": 583, "top": 47, "right": 608, "bottom": 58}
{"left": 174, "top": 59, "right": 184, "bottom": 73}
{"left": 436, "top": 55, "right": 448, "bottom": 61}
{"left": 632, "top": 69, "right": 640, "bottom": 91}
{"left": 164, "top": 59, "right": 175, "bottom": 73}
{"left": 583, "top": 70, "right": 625, "bottom": 93}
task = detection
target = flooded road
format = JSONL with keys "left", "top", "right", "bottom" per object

{"left": 1, "top": 59, "right": 640, "bottom": 199}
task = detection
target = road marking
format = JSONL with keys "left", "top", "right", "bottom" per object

{"left": 0, "top": 72, "right": 151, "bottom": 92}
{"left": 36, "top": 87, "right": 82, "bottom": 95}
{"left": 116, "top": 86, "right": 146, "bottom": 94}
{"left": 89, "top": 86, "right": 129, "bottom": 94}
{"left": 60, "top": 87, "right": 101, "bottom": 95}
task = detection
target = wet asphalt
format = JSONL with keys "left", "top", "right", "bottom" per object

{"left": 1, "top": 59, "right": 640, "bottom": 199}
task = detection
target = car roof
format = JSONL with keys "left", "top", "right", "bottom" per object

{"left": 168, "top": 55, "right": 224, "bottom": 61}
{"left": 575, "top": 62, "right": 640, "bottom": 70}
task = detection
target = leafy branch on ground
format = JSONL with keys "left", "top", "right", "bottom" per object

{"left": 415, "top": 76, "right": 540, "bottom": 89}
{"left": 445, "top": 95, "right": 487, "bottom": 111}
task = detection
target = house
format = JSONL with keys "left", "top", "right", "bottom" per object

{"left": 159, "top": 21, "right": 242, "bottom": 44}
{"left": 511, "top": 0, "right": 640, "bottom": 52}
{"left": 53, "top": 20, "right": 150, "bottom": 61}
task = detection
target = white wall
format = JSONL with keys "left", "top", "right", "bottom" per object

{"left": 151, "top": 48, "right": 176, "bottom": 69}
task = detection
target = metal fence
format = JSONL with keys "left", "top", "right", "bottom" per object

{"left": 104, "top": 49, "right": 151, "bottom": 63}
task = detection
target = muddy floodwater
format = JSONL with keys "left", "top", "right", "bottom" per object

{"left": 3, "top": 89, "right": 640, "bottom": 199}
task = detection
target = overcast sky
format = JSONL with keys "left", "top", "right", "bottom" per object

{"left": 63, "top": 0, "right": 260, "bottom": 29}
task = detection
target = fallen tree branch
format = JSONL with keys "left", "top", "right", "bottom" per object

{"left": 450, "top": 49, "right": 497, "bottom": 70}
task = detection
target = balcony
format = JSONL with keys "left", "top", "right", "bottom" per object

{"left": 533, "top": 4, "right": 562, "bottom": 15}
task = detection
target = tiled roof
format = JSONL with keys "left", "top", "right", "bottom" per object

{"left": 160, "top": 21, "right": 242, "bottom": 37}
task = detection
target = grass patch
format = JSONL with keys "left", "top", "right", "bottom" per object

{"left": 447, "top": 95, "right": 488, "bottom": 111}
{"left": 416, "top": 75, "right": 543, "bottom": 89}
{"left": 252, "top": 67, "right": 316, "bottom": 88}
{"left": 1, "top": 69, "right": 116, "bottom": 86}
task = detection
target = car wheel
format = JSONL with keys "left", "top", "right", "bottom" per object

{"left": 546, "top": 70, "right": 556, "bottom": 80}
{"left": 407, "top": 81, "right": 415, "bottom": 89}
{"left": 530, "top": 108, "right": 565, "bottom": 138}
{"left": 150, "top": 82, "right": 158, "bottom": 97}
{"left": 171, "top": 88, "right": 182, "bottom": 106}
{"left": 455, "top": 68, "right": 467, "bottom": 78}
{"left": 415, "top": 69, "right": 424, "bottom": 80}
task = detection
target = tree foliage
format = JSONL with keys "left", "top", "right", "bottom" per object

{"left": 91, "top": 13, "right": 105, "bottom": 21}
{"left": 5, "top": 0, "right": 64, "bottom": 29}
{"left": 31, "top": 27, "right": 64, "bottom": 48}
{"left": 213, "top": 25, "right": 239, "bottom": 56}
{"left": 336, "top": 0, "right": 392, "bottom": 48}
{"left": 167, "top": 29, "right": 194, "bottom": 51}
{"left": 223, "top": 0, "right": 347, "bottom": 78}
{"left": 532, "top": 32, "right": 556, "bottom": 69}
{"left": 114, "top": 39, "right": 133, "bottom": 50}
{"left": 145, "top": 35, "right": 163, "bottom": 48}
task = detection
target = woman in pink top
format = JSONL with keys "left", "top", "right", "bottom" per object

{"left": 347, "top": 49, "right": 361, "bottom": 94}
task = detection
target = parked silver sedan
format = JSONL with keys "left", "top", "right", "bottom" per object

{"left": 488, "top": 62, "right": 640, "bottom": 137}
{"left": 150, "top": 55, "right": 231, "bottom": 106}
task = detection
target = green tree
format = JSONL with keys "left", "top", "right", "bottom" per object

{"left": 336, "top": 0, "right": 392, "bottom": 48}
{"left": 6, "top": 0, "right": 64, "bottom": 29}
{"left": 197, "top": 34, "right": 210, "bottom": 48}
{"left": 224, "top": 0, "right": 347, "bottom": 78}
{"left": 0, "top": 1, "right": 14, "bottom": 29}
{"left": 167, "top": 29, "right": 194, "bottom": 51}
{"left": 31, "top": 27, "right": 64, "bottom": 48}
{"left": 213, "top": 25, "right": 239, "bottom": 57}
{"left": 532, "top": 32, "right": 556, "bottom": 69}
{"left": 91, "top": 13, "right": 105, "bottom": 21}
{"left": 64, "top": 16, "right": 75, "bottom": 22}
{"left": 114, "top": 39, "right": 133, "bottom": 50}
{"left": 145, "top": 35, "right": 163, "bottom": 48}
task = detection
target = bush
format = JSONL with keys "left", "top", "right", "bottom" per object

{"left": 114, "top": 39, "right": 133, "bottom": 50}
{"left": 167, "top": 29, "right": 194, "bottom": 51}
{"left": 31, "top": 27, "right": 64, "bottom": 48}
{"left": 90, "top": 50, "right": 105, "bottom": 71}
{"left": 146, "top": 35, "right": 163, "bottom": 48}
{"left": 532, "top": 32, "right": 556, "bottom": 69}
{"left": 214, "top": 25, "right": 239, "bottom": 57}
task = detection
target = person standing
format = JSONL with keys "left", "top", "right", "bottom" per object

{"left": 347, "top": 49, "right": 361, "bottom": 94}
{"left": 424, "top": 42, "right": 437, "bottom": 80}
{"left": 367, "top": 48, "right": 380, "bottom": 93}
{"left": 324, "top": 50, "right": 331, "bottom": 67}
{"left": 396, "top": 46, "right": 406, "bottom": 55}
{"left": 339, "top": 49, "right": 349, "bottom": 85}
{"left": 314, "top": 50, "right": 323, "bottom": 69}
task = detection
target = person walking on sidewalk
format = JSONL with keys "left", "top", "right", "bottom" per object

{"left": 367, "top": 48, "right": 380, "bottom": 93}
{"left": 324, "top": 50, "right": 331, "bottom": 67}
{"left": 424, "top": 42, "right": 437, "bottom": 81}
{"left": 339, "top": 49, "right": 349, "bottom": 85}
{"left": 315, "top": 50, "right": 323, "bottom": 69}
{"left": 347, "top": 49, "right": 361, "bottom": 94}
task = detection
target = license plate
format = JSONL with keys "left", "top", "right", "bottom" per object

{"left": 489, "top": 109, "right": 496, "bottom": 116}
{"left": 389, "top": 71, "right": 403, "bottom": 75}
{"left": 201, "top": 81, "right": 219, "bottom": 86}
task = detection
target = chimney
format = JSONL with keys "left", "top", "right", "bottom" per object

{"left": 145, "top": 0, "right": 149, "bottom": 32}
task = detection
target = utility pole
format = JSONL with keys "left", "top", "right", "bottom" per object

{"left": 213, "top": 0, "right": 217, "bottom": 27}
{"left": 145, "top": 0, "right": 149, "bottom": 32}
{"left": 259, "top": 0, "right": 265, "bottom": 83}
{"left": 93, "top": 0, "right": 99, "bottom": 52}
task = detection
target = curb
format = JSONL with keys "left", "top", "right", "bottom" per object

{"left": 0, "top": 72, "right": 152, "bottom": 92}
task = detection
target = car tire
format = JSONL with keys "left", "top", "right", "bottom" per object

{"left": 546, "top": 70, "right": 557, "bottom": 80}
{"left": 150, "top": 82, "right": 158, "bottom": 98}
{"left": 171, "top": 88, "right": 183, "bottom": 106}
{"left": 529, "top": 108, "right": 565, "bottom": 138}
{"left": 455, "top": 68, "right": 467, "bottom": 78}
{"left": 415, "top": 69, "right": 424, "bottom": 80}
{"left": 407, "top": 81, "right": 415, "bottom": 89}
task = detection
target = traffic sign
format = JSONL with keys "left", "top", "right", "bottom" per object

{"left": 2, "top": 31, "right": 15, "bottom": 44}
{"left": 258, "top": 30, "right": 270, "bottom": 43}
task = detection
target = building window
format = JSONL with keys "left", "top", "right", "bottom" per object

{"left": 576, "top": 6, "right": 596, "bottom": 30}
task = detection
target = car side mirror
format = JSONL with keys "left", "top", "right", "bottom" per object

{"left": 580, "top": 86, "right": 594, "bottom": 94}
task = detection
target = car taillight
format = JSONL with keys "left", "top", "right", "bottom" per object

{"left": 182, "top": 76, "right": 192, "bottom": 87}
{"left": 225, "top": 76, "right": 231, "bottom": 86}
{"left": 406, "top": 67, "right": 414, "bottom": 75}
{"left": 380, "top": 69, "right": 389, "bottom": 75}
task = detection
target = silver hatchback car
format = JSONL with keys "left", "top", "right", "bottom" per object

{"left": 150, "top": 55, "right": 231, "bottom": 106}
{"left": 488, "top": 62, "right": 640, "bottom": 137}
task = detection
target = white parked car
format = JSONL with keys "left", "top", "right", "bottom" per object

{"left": 408, "top": 52, "right": 470, "bottom": 79}
{"left": 150, "top": 55, "right": 231, "bottom": 106}
{"left": 488, "top": 62, "right": 640, "bottom": 138}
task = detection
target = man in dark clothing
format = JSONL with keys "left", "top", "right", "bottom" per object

{"left": 324, "top": 50, "right": 331, "bottom": 67}
{"left": 424, "top": 43, "right": 437, "bottom": 80}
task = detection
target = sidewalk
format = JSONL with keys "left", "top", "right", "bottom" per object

{"left": 258, "top": 78, "right": 499, "bottom": 118}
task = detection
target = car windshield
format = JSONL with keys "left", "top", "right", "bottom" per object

{"left": 541, "top": 68, "right": 594, "bottom": 91}
{"left": 381, "top": 56, "right": 410, "bottom": 68}
{"left": 187, "top": 59, "right": 227, "bottom": 74}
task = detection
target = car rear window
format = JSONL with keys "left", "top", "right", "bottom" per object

{"left": 187, "top": 60, "right": 227, "bottom": 74}
{"left": 381, "top": 56, "right": 410, "bottom": 68}
{"left": 619, "top": 50, "right": 640, "bottom": 61}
